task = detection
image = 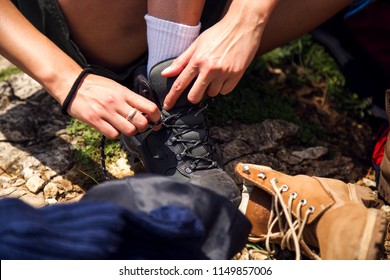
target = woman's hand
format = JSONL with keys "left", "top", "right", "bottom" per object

{"left": 161, "top": 0, "right": 278, "bottom": 110}
{"left": 66, "top": 74, "right": 161, "bottom": 139}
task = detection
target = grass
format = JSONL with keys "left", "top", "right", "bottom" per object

{"left": 66, "top": 118, "right": 122, "bottom": 184}
{"left": 208, "top": 34, "right": 372, "bottom": 146}
{"left": 65, "top": 34, "right": 373, "bottom": 180}
{"left": 0, "top": 66, "right": 21, "bottom": 82}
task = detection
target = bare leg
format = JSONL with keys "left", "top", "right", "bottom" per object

{"left": 58, "top": 0, "right": 148, "bottom": 71}
{"left": 148, "top": 0, "right": 205, "bottom": 25}
{"left": 260, "top": 0, "right": 354, "bottom": 54}
{"left": 222, "top": 0, "right": 354, "bottom": 55}
{"left": 145, "top": 0, "right": 206, "bottom": 74}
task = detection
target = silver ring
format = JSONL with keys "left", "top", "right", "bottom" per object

{"left": 126, "top": 107, "right": 137, "bottom": 121}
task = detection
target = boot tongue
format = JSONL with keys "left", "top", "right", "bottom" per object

{"left": 149, "top": 59, "right": 194, "bottom": 109}
{"left": 150, "top": 59, "right": 214, "bottom": 166}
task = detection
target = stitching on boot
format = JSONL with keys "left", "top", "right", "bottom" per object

{"left": 314, "top": 177, "right": 345, "bottom": 208}
{"left": 238, "top": 183, "right": 253, "bottom": 214}
{"left": 347, "top": 183, "right": 362, "bottom": 203}
{"left": 358, "top": 209, "right": 377, "bottom": 260}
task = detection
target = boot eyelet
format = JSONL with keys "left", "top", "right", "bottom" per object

{"left": 300, "top": 199, "right": 307, "bottom": 206}
{"left": 281, "top": 184, "right": 289, "bottom": 192}
{"left": 243, "top": 165, "right": 251, "bottom": 174}
{"left": 176, "top": 154, "right": 182, "bottom": 161}
{"left": 270, "top": 178, "right": 278, "bottom": 184}
{"left": 257, "top": 172, "right": 266, "bottom": 179}
{"left": 290, "top": 192, "right": 298, "bottom": 199}
{"left": 185, "top": 167, "right": 193, "bottom": 174}
{"left": 308, "top": 206, "right": 315, "bottom": 213}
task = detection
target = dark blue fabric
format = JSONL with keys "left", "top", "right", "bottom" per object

{"left": 0, "top": 174, "right": 251, "bottom": 260}
{"left": 0, "top": 198, "right": 204, "bottom": 260}
{"left": 82, "top": 174, "right": 252, "bottom": 260}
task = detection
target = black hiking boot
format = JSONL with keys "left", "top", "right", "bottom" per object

{"left": 120, "top": 59, "right": 241, "bottom": 206}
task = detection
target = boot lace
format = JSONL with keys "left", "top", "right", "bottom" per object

{"left": 249, "top": 178, "right": 321, "bottom": 260}
{"left": 100, "top": 100, "right": 217, "bottom": 179}
{"left": 161, "top": 100, "right": 218, "bottom": 173}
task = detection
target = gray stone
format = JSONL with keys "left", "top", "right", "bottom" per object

{"left": 9, "top": 73, "right": 43, "bottom": 100}
{"left": 291, "top": 146, "right": 328, "bottom": 160}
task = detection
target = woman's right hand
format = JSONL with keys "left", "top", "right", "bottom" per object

{"left": 65, "top": 73, "right": 161, "bottom": 139}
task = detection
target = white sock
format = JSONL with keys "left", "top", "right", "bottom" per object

{"left": 145, "top": 14, "right": 201, "bottom": 76}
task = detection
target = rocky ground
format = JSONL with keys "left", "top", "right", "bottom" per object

{"left": 0, "top": 56, "right": 389, "bottom": 259}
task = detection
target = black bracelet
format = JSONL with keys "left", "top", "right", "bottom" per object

{"left": 61, "top": 67, "right": 94, "bottom": 115}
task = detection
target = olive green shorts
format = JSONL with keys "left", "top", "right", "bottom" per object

{"left": 11, "top": 0, "right": 227, "bottom": 87}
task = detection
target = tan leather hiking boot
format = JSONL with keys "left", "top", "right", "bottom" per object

{"left": 378, "top": 89, "right": 390, "bottom": 204}
{"left": 235, "top": 162, "right": 387, "bottom": 260}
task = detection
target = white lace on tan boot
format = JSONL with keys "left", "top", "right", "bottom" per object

{"left": 248, "top": 178, "right": 320, "bottom": 260}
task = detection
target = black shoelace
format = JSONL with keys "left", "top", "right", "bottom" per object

{"left": 100, "top": 99, "right": 216, "bottom": 180}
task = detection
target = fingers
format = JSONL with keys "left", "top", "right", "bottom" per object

{"left": 68, "top": 74, "right": 162, "bottom": 139}
{"left": 164, "top": 64, "right": 241, "bottom": 110}
{"left": 163, "top": 63, "right": 198, "bottom": 110}
{"left": 161, "top": 44, "right": 195, "bottom": 78}
{"left": 123, "top": 92, "right": 163, "bottom": 132}
{"left": 162, "top": 48, "right": 243, "bottom": 109}
{"left": 116, "top": 93, "right": 163, "bottom": 137}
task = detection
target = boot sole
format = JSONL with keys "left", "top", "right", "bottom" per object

{"left": 360, "top": 208, "right": 388, "bottom": 260}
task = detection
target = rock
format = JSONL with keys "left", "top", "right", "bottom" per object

{"left": 246, "top": 120, "right": 299, "bottom": 152}
{"left": 19, "top": 192, "right": 46, "bottom": 208}
{"left": 0, "top": 142, "right": 23, "bottom": 173}
{"left": 108, "top": 156, "right": 133, "bottom": 178}
{"left": 46, "top": 198, "right": 58, "bottom": 205}
{"left": 219, "top": 139, "right": 254, "bottom": 164}
{"left": 26, "top": 175, "right": 45, "bottom": 193}
{"left": 43, "top": 182, "right": 59, "bottom": 199}
{"left": 0, "top": 55, "right": 13, "bottom": 70}
{"left": 0, "top": 187, "right": 20, "bottom": 198}
{"left": 22, "top": 167, "right": 35, "bottom": 181}
{"left": 277, "top": 149, "right": 304, "bottom": 165}
{"left": 11, "top": 178, "right": 26, "bottom": 188}
{"left": 291, "top": 146, "right": 328, "bottom": 160}
{"left": 0, "top": 187, "right": 27, "bottom": 199}
{"left": 9, "top": 73, "right": 43, "bottom": 100}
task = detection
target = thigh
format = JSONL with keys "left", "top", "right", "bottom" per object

{"left": 12, "top": 0, "right": 148, "bottom": 87}
{"left": 11, "top": 0, "right": 90, "bottom": 67}
{"left": 58, "top": 0, "right": 147, "bottom": 70}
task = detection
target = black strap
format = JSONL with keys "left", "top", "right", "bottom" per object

{"left": 61, "top": 67, "right": 94, "bottom": 115}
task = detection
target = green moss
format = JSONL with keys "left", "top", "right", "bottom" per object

{"left": 66, "top": 118, "right": 122, "bottom": 183}
{"left": 0, "top": 67, "right": 22, "bottom": 81}
{"left": 208, "top": 34, "right": 370, "bottom": 147}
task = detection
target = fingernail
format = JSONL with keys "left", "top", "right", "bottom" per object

{"left": 161, "top": 66, "right": 172, "bottom": 75}
{"left": 163, "top": 103, "right": 170, "bottom": 110}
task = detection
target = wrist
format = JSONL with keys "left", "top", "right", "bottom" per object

{"left": 60, "top": 67, "right": 94, "bottom": 115}
{"left": 226, "top": 0, "right": 279, "bottom": 28}
{"left": 40, "top": 61, "right": 83, "bottom": 105}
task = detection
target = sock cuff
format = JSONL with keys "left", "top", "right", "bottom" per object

{"left": 145, "top": 14, "right": 201, "bottom": 38}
